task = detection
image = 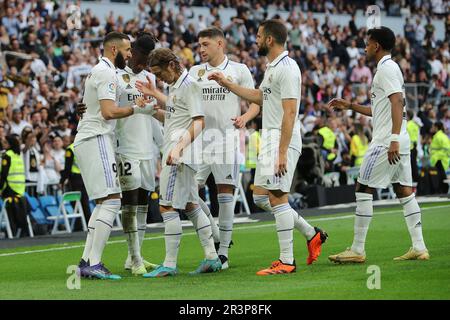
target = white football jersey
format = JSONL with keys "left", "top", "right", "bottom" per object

{"left": 259, "top": 51, "right": 302, "bottom": 154}
{"left": 75, "top": 57, "right": 119, "bottom": 146}
{"left": 370, "top": 54, "right": 410, "bottom": 154}
{"left": 163, "top": 69, "right": 204, "bottom": 167}
{"left": 189, "top": 56, "right": 255, "bottom": 154}
{"left": 115, "top": 66, "right": 157, "bottom": 160}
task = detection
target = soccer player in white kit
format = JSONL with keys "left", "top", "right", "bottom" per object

{"left": 114, "top": 32, "right": 162, "bottom": 275}
{"left": 75, "top": 32, "right": 154, "bottom": 280}
{"left": 209, "top": 20, "right": 328, "bottom": 275}
{"left": 136, "top": 48, "right": 222, "bottom": 277}
{"left": 328, "top": 27, "right": 429, "bottom": 263}
{"left": 189, "top": 27, "right": 261, "bottom": 269}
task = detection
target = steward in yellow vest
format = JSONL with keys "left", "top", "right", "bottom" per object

{"left": 430, "top": 122, "right": 450, "bottom": 171}
{"left": 350, "top": 124, "right": 368, "bottom": 166}
{"left": 0, "top": 135, "right": 29, "bottom": 236}
{"left": 318, "top": 125, "right": 337, "bottom": 161}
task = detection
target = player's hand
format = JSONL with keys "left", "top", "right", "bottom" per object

{"left": 76, "top": 103, "right": 87, "bottom": 119}
{"left": 327, "top": 98, "right": 351, "bottom": 111}
{"left": 133, "top": 96, "right": 157, "bottom": 114}
{"left": 275, "top": 151, "right": 288, "bottom": 177}
{"left": 232, "top": 116, "right": 246, "bottom": 129}
{"left": 166, "top": 146, "right": 183, "bottom": 166}
{"left": 136, "top": 75, "right": 157, "bottom": 97}
{"left": 388, "top": 141, "right": 401, "bottom": 165}
{"left": 208, "top": 72, "right": 231, "bottom": 88}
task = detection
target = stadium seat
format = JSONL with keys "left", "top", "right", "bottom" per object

{"left": 0, "top": 196, "right": 34, "bottom": 239}
{"left": 46, "top": 192, "right": 88, "bottom": 234}
{"left": 0, "top": 199, "right": 13, "bottom": 239}
{"left": 24, "top": 193, "right": 51, "bottom": 226}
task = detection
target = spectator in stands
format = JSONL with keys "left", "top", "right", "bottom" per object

{"left": 54, "top": 115, "right": 71, "bottom": 138}
{"left": 350, "top": 57, "right": 372, "bottom": 84}
{"left": 9, "top": 108, "right": 31, "bottom": 136}
{"left": 42, "top": 136, "right": 62, "bottom": 187}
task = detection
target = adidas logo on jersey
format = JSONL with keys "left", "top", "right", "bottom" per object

{"left": 126, "top": 84, "right": 133, "bottom": 89}
{"left": 226, "top": 174, "right": 233, "bottom": 180}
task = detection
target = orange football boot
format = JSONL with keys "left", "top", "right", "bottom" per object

{"left": 256, "top": 260, "right": 296, "bottom": 275}
{"left": 306, "top": 227, "right": 328, "bottom": 265}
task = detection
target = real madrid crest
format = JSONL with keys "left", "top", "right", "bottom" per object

{"left": 197, "top": 69, "right": 205, "bottom": 82}
{"left": 122, "top": 74, "right": 130, "bottom": 83}
{"left": 268, "top": 74, "right": 273, "bottom": 83}
{"left": 172, "top": 95, "right": 177, "bottom": 104}
{"left": 227, "top": 75, "right": 233, "bottom": 82}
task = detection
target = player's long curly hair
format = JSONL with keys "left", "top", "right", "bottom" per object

{"left": 148, "top": 48, "right": 183, "bottom": 74}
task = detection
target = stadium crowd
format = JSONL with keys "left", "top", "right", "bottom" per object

{"left": 0, "top": 0, "right": 449, "bottom": 236}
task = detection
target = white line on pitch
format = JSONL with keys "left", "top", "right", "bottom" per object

{"left": 0, "top": 204, "right": 448, "bottom": 258}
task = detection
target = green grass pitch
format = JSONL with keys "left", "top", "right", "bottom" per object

{"left": 1, "top": 202, "right": 449, "bottom": 300}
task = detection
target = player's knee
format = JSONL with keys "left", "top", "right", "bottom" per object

{"left": 98, "top": 198, "right": 121, "bottom": 225}
{"left": 393, "top": 183, "right": 413, "bottom": 199}
{"left": 253, "top": 194, "right": 271, "bottom": 212}
{"left": 355, "top": 183, "right": 374, "bottom": 194}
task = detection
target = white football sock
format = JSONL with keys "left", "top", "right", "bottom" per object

{"left": 88, "top": 199, "right": 121, "bottom": 266}
{"left": 136, "top": 205, "right": 148, "bottom": 255}
{"left": 217, "top": 193, "right": 234, "bottom": 257}
{"left": 81, "top": 205, "right": 100, "bottom": 262}
{"left": 399, "top": 193, "right": 427, "bottom": 252}
{"left": 272, "top": 203, "right": 295, "bottom": 265}
{"left": 254, "top": 194, "right": 315, "bottom": 239}
{"left": 122, "top": 205, "right": 142, "bottom": 265}
{"left": 162, "top": 211, "right": 182, "bottom": 269}
{"left": 351, "top": 192, "right": 373, "bottom": 255}
{"left": 291, "top": 209, "right": 316, "bottom": 240}
{"left": 253, "top": 194, "right": 272, "bottom": 212}
{"left": 198, "top": 197, "right": 220, "bottom": 243}
{"left": 185, "top": 206, "right": 218, "bottom": 260}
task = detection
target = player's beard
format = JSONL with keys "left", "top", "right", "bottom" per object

{"left": 115, "top": 51, "right": 127, "bottom": 70}
{"left": 257, "top": 43, "right": 269, "bottom": 56}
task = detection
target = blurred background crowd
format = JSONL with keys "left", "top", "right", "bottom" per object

{"left": 0, "top": 0, "right": 449, "bottom": 237}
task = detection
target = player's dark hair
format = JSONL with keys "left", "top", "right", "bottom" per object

{"left": 103, "top": 31, "right": 129, "bottom": 46}
{"left": 148, "top": 48, "right": 183, "bottom": 73}
{"left": 198, "top": 27, "right": 225, "bottom": 39}
{"left": 367, "top": 27, "right": 396, "bottom": 52}
{"left": 259, "top": 19, "right": 288, "bottom": 45}
{"left": 133, "top": 31, "right": 157, "bottom": 56}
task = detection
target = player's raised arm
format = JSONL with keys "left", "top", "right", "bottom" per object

{"left": 208, "top": 72, "right": 263, "bottom": 106}
{"left": 327, "top": 98, "right": 372, "bottom": 117}
{"left": 99, "top": 97, "right": 148, "bottom": 120}
{"left": 232, "top": 103, "right": 260, "bottom": 129}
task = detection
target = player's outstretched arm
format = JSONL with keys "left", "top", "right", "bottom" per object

{"left": 99, "top": 97, "right": 146, "bottom": 120}
{"left": 327, "top": 98, "right": 372, "bottom": 117}
{"left": 136, "top": 75, "right": 168, "bottom": 107}
{"left": 232, "top": 103, "right": 261, "bottom": 129}
{"left": 208, "top": 72, "right": 263, "bottom": 106}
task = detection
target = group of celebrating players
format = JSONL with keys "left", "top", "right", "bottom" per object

{"left": 73, "top": 18, "right": 429, "bottom": 281}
